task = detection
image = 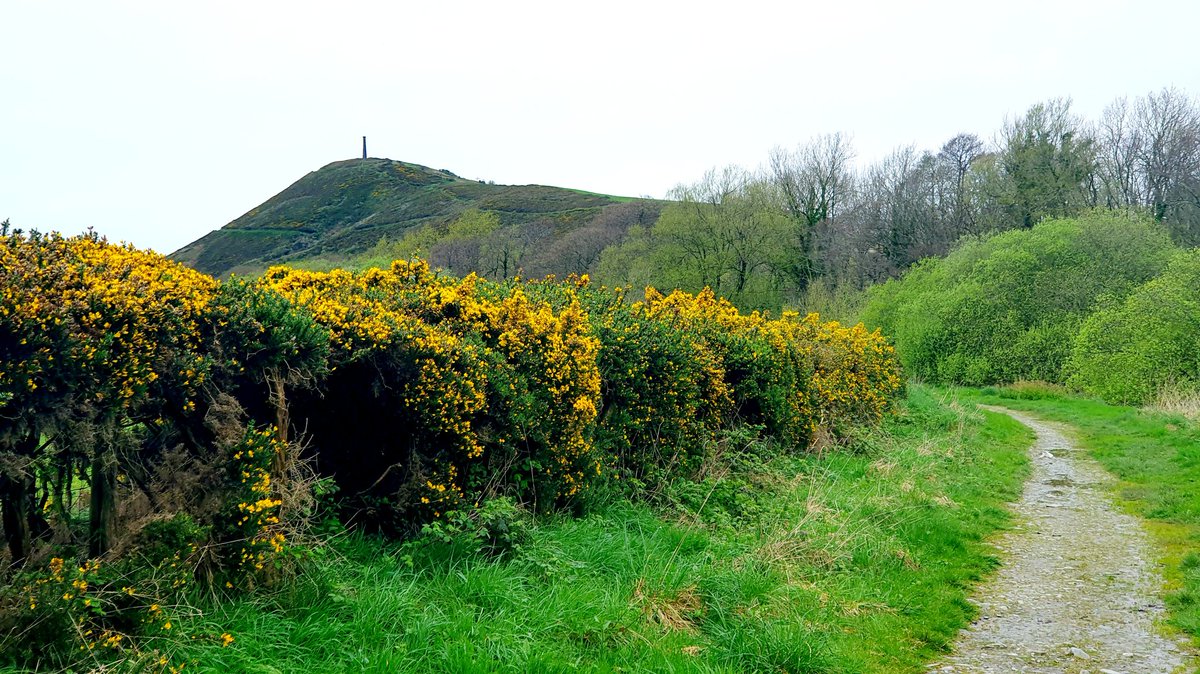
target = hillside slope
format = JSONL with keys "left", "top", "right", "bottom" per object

{"left": 172, "top": 158, "right": 650, "bottom": 276}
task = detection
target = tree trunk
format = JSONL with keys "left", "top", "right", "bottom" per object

{"left": 54, "top": 460, "right": 72, "bottom": 527}
{"left": 1, "top": 431, "right": 40, "bottom": 565}
{"left": 270, "top": 369, "right": 289, "bottom": 445}
{"left": 268, "top": 369, "right": 290, "bottom": 477}
{"left": 88, "top": 451, "right": 116, "bottom": 557}
{"left": 1, "top": 473, "right": 33, "bottom": 565}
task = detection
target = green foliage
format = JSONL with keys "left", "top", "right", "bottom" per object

{"left": 0, "top": 235, "right": 904, "bottom": 672}
{"left": 203, "top": 278, "right": 331, "bottom": 405}
{"left": 1067, "top": 249, "right": 1200, "bottom": 404}
{"left": 792, "top": 276, "right": 867, "bottom": 325}
{"left": 861, "top": 211, "right": 1175, "bottom": 385}
{"left": 998, "top": 99, "right": 1098, "bottom": 228}
{"left": 0, "top": 552, "right": 199, "bottom": 670}
{"left": 565, "top": 284, "right": 730, "bottom": 490}
{"left": 215, "top": 424, "right": 288, "bottom": 581}
{"left": 404, "top": 497, "right": 531, "bottom": 561}
{"left": 377, "top": 226, "right": 439, "bottom": 266}
{"left": 446, "top": 208, "right": 501, "bottom": 239}
{"left": 596, "top": 179, "right": 790, "bottom": 311}
{"left": 132, "top": 514, "right": 209, "bottom": 569}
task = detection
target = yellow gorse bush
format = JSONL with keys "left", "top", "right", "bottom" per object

{"left": 2, "top": 232, "right": 899, "bottom": 549}
{"left": 801, "top": 315, "right": 904, "bottom": 427}
{"left": 225, "top": 425, "right": 288, "bottom": 577}
{"left": 0, "top": 233, "right": 216, "bottom": 417}
{"left": 260, "top": 259, "right": 603, "bottom": 512}
{"left": 640, "top": 286, "right": 902, "bottom": 444}
{"left": 2, "top": 234, "right": 903, "bottom": 671}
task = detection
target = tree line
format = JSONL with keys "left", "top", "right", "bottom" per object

{"left": 595, "top": 87, "right": 1200, "bottom": 311}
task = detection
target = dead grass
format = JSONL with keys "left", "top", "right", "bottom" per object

{"left": 631, "top": 579, "right": 702, "bottom": 633}
{"left": 1147, "top": 385, "right": 1200, "bottom": 422}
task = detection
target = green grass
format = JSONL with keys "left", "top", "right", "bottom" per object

{"left": 68, "top": 385, "right": 1023, "bottom": 674}
{"left": 952, "top": 383, "right": 1200, "bottom": 641}
{"left": 561, "top": 187, "right": 641, "bottom": 203}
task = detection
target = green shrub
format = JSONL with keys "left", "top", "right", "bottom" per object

{"left": 264, "top": 261, "right": 604, "bottom": 531}
{"left": 404, "top": 497, "right": 531, "bottom": 561}
{"left": 861, "top": 211, "right": 1175, "bottom": 386}
{"left": 1068, "top": 250, "right": 1200, "bottom": 404}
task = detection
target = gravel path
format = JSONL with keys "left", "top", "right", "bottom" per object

{"left": 935, "top": 406, "right": 1196, "bottom": 674}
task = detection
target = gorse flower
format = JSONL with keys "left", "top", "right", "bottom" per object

{"left": 1, "top": 234, "right": 903, "bottom": 672}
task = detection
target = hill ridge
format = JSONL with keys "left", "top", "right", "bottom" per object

{"left": 171, "top": 157, "right": 647, "bottom": 277}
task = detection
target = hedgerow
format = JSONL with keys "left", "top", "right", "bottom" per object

{"left": 0, "top": 235, "right": 903, "bottom": 670}
{"left": 1067, "top": 249, "right": 1200, "bottom": 404}
{"left": 861, "top": 211, "right": 1174, "bottom": 385}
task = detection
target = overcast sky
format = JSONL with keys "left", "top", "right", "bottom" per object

{"left": 2, "top": 0, "right": 1197, "bottom": 253}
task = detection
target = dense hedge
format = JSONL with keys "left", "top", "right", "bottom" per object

{"left": 259, "top": 262, "right": 604, "bottom": 526}
{"left": 1, "top": 235, "right": 904, "bottom": 552}
{"left": 0, "top": 232, "right": 902, "bottom": 666}
{"left": 260, "top": 263, "right": 903, "bottom": 525}
{"left": 860, "top": 212, "right": 1175, "bottom": 386}
{"left": 0, "top": 233, "right": 902, "bottom": 666}
{"left": 1068, "top": 250, "right": 1200, "bottom": 404}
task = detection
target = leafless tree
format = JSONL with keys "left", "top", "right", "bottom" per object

{"left": 937, "top": 133, "right": 985, "bottom": 236}
{"left": 524, "top": 202, "right": 662, "bottom": 278}
{"left": 1135, "top": 88, "right": 1200, "bottom": 239}
{"left": 767, "top": 133, "right": 856, "bottom": 288}
{"left": 1096, "top": 96, "right": 1144, "bottom": 209}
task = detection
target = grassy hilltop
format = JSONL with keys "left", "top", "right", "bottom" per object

{"left": 172, "top": 158, "right": 647, "bottom": 277}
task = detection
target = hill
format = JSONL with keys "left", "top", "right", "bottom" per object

{"left": 172, "top": 158, "right": 659, "bottom": 277}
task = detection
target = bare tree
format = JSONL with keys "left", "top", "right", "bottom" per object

{"left": 767, "top": 133, "right": 856, "bottom": 288}
{"left": 1094, "top": 88, "right": 1200, "bottom": 243}
{"left": 937, "top": 133, "right": 985, "bottom": 236}
{"left": 1096, "top": 96, "right": 1144, "bottom": 210}
{"left": 659, "top": 166, "right": 752, "bottom": 292}
{"left": 524, "top": 202, "right": 662, "bottom": 278}
{"left": 1135, "top": 87, "right": 1200, "bottom": 239}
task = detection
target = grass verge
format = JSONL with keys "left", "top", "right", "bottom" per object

{"left": 4, "top": 386, "right": 1029, "bottom": 673}
{"left": 954, "top": 383, "right": 1200, "bottom": 642}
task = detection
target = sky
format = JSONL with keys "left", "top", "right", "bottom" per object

{"left": 2, "top": 0, "right": 1198, "bottom": 254}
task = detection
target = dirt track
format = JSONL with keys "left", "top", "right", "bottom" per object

{"left": 935, "top": 407, "right": 1196, "bottom": 674}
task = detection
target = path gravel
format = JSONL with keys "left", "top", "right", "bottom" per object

{"left": 935, "top": 406, "right": 1196, "bottom": 674}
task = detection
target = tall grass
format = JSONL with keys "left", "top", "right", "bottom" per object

{"left": 1148, "top": 385, "right": 1200, "bottom": 421}
{"left": 90, "top": 386, "right": 1031, "bottom": 673}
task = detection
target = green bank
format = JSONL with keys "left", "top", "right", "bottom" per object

{"left": 105, "top": 386, "right": 1029, "bottom": 673}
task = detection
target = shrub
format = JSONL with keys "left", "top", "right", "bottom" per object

{"left": 261, "top": 260, "right": 603, "bottom": 529}
{"left": 861, "top": 211, "right": 1175, "bottom": 386}
{"left": 1068, "top": 250, "right": 1200, "bottom": 404}
{"left": 641, "top": 288, "right": 902, "bottom": 448}
{"left": 404, "top": 496, "right": 531, "bottom": 561}
{"left": 578, "top": 283, "right": 732, "bottom": 491}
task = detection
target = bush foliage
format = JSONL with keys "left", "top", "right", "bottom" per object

{"left": 1067, "top": 250, "right": 1200, "bottom": 404}
{"left": 0, "top": 233, "right": 902, "bottom": 669}
{"left": 860, "top": 211, "right": 1175, "bottom": 386}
